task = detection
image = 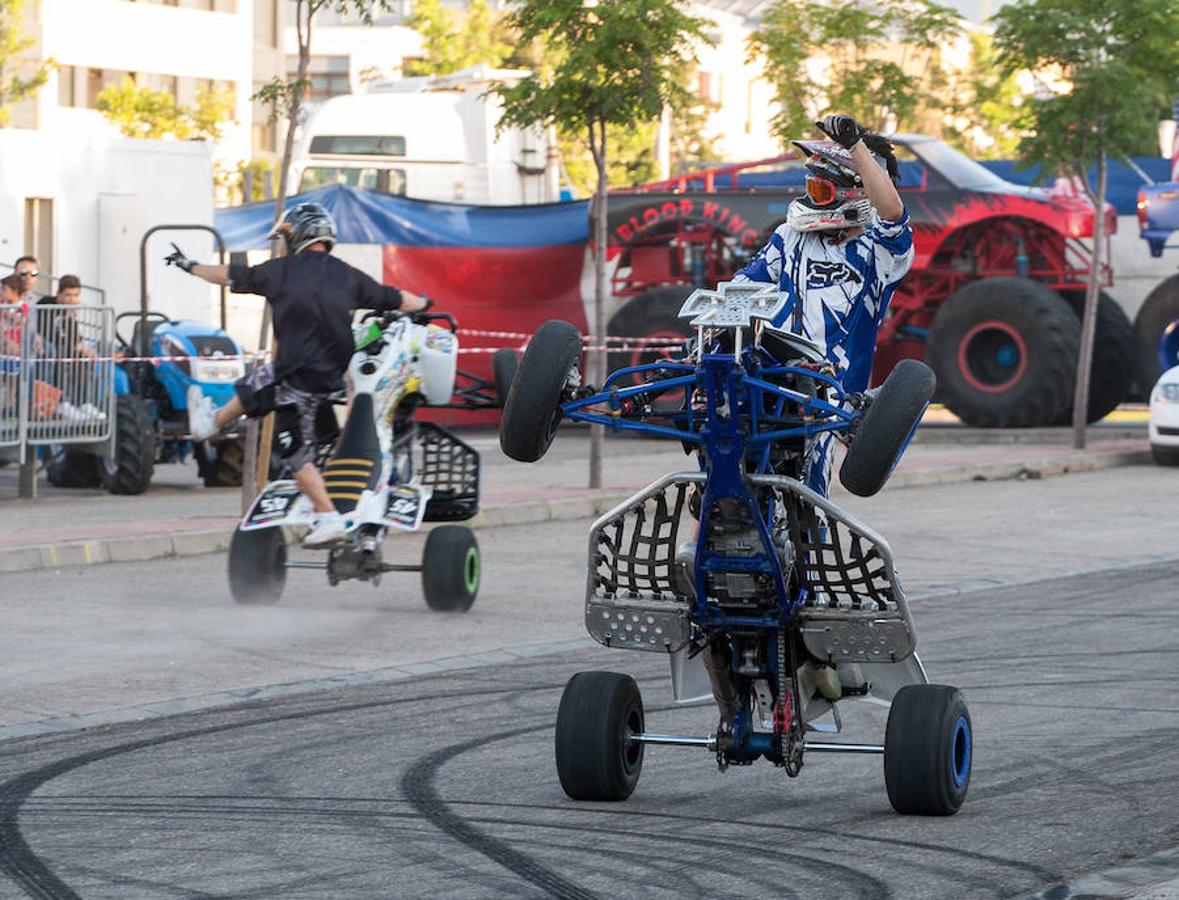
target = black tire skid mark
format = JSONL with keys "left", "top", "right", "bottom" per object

{"left": 0, "top": 681, "right": 559, "bottom": 899}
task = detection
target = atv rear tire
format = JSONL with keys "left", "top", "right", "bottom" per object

{"left": 421, "top": 525, "right": 479, "bottom": 612}
{"left": 499, "top": 320, "right": 582, "bottom": 462}
{"left": 47, "top": 449, "right": 103, "bottom": 488}
{"left": 1056, "top": 290, "right": 1135, "bottom": 421}
{"left": 228, "top": 526, "right": 287, "bottom": 605}
{"left": 884, "top": 685, "right": 972, "bottom": 815}
{"left": 1134, "top": 273, "right": 1179, "bottom": 391}
{"left": 555, "top": 671, "right": 644, "bottom": 802}
{"left": 492, "top": 348, "right": 519, "bottom": 407}
{"left": 840, "top": 360, "right": 936, "bottom": 497}
{"left": 926, "top": 277, "right": 1079, "bottom": 427}
{"left": 102, "top": 394, "right": 156, "bottom": 495}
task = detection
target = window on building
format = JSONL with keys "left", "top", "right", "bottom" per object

{"left": 308, "top": 135, "right": 405, "bottom": 157}
{"left": 86, "top": 68, "right": 104, "bottom": 108}
{"left": 57, "top": 65, "right": 77, "bottom": 107}
{"left": 288, "top": 55, "right": 350, "bottom": 101}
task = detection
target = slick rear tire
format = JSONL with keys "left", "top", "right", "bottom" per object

{"left": 421, "top": 525, "right": 480, "bottom": 612}
{"left": 499, "top": 320, "right": 582, "bottom": 462}
{"left": 839, "top": 359, "right": 936, "bottom": 497}
{"left": 228, "top": 526, "right": 287, "bottom": 605}
{"left": 555, "top": 671, "right": 644, "bottom": 802}
{"left": 884, "top": 684, "right": 972, "bottom": 816}
{"left": 492, "top": 348, "right": 519, "bottom": 407}
{"left": 102, "top": 394, "right": 156, "bottom": 495}
{"left": 926, "top": 277, "right": 1079, "bottom": 427}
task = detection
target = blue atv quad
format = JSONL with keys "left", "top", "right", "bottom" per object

{"left": 500, "top": 283, "right": 971, "bottom": 815}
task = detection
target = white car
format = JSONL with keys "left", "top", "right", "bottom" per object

{"left": 1149, "top": 365, "right": 1179, "bottom": 465}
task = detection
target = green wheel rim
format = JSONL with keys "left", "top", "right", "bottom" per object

{"left": 463, "top": 545, "right": 480, "bottom": 595}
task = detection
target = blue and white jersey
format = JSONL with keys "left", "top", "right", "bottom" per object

{"left": 732, "top": 211, "right": 914, "bottom": 394}
{"left": 732, "top": 211, "right": 914, "bottom": 497}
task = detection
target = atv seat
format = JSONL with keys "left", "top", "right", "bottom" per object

{"left": 323, "top": 393, "right": 383, "bottom": 514}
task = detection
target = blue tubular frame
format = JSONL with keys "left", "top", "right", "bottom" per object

{"left": 560, "top": 341, "right": 858, "bottom": 634}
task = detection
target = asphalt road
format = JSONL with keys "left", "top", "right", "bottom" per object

{"left": 1, "top": 556, "right": 1178, "bottom": 899}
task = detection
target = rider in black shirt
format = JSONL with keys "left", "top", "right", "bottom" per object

{"left": 166, "top": 203, "right": 429, "bottom": 546}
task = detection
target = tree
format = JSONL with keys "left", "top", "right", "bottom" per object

{"left": 992, "top": 0, "right": 1179, "bottom": 448}
{"left": 404, "top": 0, "right": 511, "bottom": 77}
{"left": 747, "top": 0, "right": 961, "bottom": 145}
{"left": 492, "top": 0, "right": 706, "bottom": 489}
{"left": 0, "top": 0, "right": 53, "bottom": 127}
{"left": 96, "top": 79, "right": 234, "bottom": 141}
{"left": 942, "top": 32, "right": 1025, "bottom": 159}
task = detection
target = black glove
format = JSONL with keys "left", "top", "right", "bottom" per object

{"left": 816, "top": 114, "right": 866, "bottom": 150}
{"left": 164, "top": 243, "right": 196, "bottom": 274}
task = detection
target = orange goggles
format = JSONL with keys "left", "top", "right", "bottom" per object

{"left": 805, "top": 175, "right": 838, "bottom": 207}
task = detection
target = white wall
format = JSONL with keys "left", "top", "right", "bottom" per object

{"left": 0, "top": 129, "right": 218, "bottom": 325}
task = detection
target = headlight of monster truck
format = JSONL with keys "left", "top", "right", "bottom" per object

{"left": 191, "top": 357, "right": 246, "bottom": 383}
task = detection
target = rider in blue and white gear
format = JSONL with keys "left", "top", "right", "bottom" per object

{"left": 732, "top": 114, "right": 914, "bottom": 497}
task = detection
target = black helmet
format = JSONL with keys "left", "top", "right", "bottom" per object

{"left": 270, "top": 202, "right": 336, "bottom": 254}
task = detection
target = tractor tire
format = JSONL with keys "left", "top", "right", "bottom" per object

{"left": 1134, "top": 274, "right": 1179, "bottom": 391}
{"left": 926, "top": 277, "right": 1080, "bottom": 428}
{"left": 196, "top": 438, "right": 245, "bottom": 488}
{"left": 492, "top": 348, "right": 519, "bottom": 407}
{"left": 101, "top": 394, "right": 156, "bottom": 495}
{"left": 839, "top": 360, "right": 936, "bottom": 497}
{"left": 47, "top": 449, "right": 103, "bottom": 489}
{"left": 499, "top": 320, "right": 583, "bottom": 462}
{"left": 1055, "top": 290, "right": 1135, "bottom": 421}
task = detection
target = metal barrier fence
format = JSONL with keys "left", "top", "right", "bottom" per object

{"left": 0, "top": 303, "right": 115, "bottom": 462}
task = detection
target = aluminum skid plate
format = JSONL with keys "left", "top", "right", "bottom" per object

{"left": 749, "top": 474, "right": 916, "bottom": 664}
{"left": 586, "top": 474, "right": 700, "bottom": 653}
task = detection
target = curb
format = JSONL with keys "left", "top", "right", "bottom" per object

{"left": 0, "top": 447, "right": 1151, "bottom": 575}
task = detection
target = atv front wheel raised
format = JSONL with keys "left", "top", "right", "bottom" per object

{"left": 555, "top": 671, "right": 644, "bottom": 802}
{"left": 499, "top": 320, "right": 582, "bottom": 462}
{"left": 421, "top": 525, "right": 479, "bottom": 612}
{"left": 228, "top": 526, "right": 287, "bottom": 605}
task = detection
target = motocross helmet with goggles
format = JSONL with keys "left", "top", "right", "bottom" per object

{"left": 785, "top": 138, "right": 890, "bottom": 234}
{"left": 270, "top": 202, "right": 337, "bottom": 254}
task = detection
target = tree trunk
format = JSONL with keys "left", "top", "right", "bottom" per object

{"left": 1071, "top": 152, "right": 1107, "bottom": 450}
{"left": 589, "top": 120, "right": 607, "bottom": 489}
{"left": 274, "top": 3, "right": 311, "bottom": 221}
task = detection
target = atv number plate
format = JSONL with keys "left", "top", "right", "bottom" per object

{"left": 246, "top": 485, "right": 301, "bottom": 527}
{"left": 384, "top": 484, "right": 426, "bottom": 531}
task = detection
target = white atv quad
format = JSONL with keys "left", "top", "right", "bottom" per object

{"left": 227, "top": 310, "right": 482, "bottom": 612}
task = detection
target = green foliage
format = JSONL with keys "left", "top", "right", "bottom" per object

{"left": 96, "top": 79, "right": 234, "bottom": 141}
{"left": 0, "top": 0, "right": 54, "bottom": 127}
{"left": 493, "top": 0, "right": 706, "bottom": 182}
{"left": 992, "top": 0, "right": 1179, "bottom": 180}
{"left": 560, "top": 121, "right": 660, "bottom": 195}
{"left": 404, "top": 0, "right": 511, "bottom": 76}
{"left": 252, "top": 76, "right": 310, "bottom": 126}
{"left": 748, "top": 0, "right": 961, "bottom": 144}
{"left": 942, "top": 32, "right": 1025, "bottom": 159}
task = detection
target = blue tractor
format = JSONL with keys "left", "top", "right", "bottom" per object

{"left": 48, "top": 226, "right": 260, "bottom": 492}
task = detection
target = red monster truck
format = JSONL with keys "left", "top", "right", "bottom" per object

{"left": 603, "top": 134, "right": 1130, "bottom": 427}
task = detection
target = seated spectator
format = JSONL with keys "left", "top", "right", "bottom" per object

{"left": 1, "top": 274, "right": 25, "bottom": 419}
{"left": 13, "top": 257, "right": 42, "bottom": 349}
{"left": 38, "top": 275, "right": 95, "bottom": 360}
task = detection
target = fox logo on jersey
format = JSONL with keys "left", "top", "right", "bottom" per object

{"left": 806, "top": 260, "right": 863, "bottom": 289}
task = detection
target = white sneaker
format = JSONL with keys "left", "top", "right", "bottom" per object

{"left": 303, "top": 511, "right": 347, "bottom": 547}
{"left": 187, "top": 386, "right": 219, "bottom": 441}
{"left": 57, "top": 401, "right": 84, "bottom": 421}
{"left": 79, "top": 402, "right": 106, "bottom": 420}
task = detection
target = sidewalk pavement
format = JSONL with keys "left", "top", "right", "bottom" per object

{"left": 0, "top": 420, "right": 1152, "bottom": 574}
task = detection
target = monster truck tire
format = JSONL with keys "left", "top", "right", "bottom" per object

{"left": 1055, "top": 290, "right": 1135, "bottom": 422}
{"left": 607, "top": 286, "right": 694, "bottom": 370}
{"left": 1134, "top": 273, "right": 1179, "bottom": 391}
{"left": 228, "top": 526, "right": 287, "bottom": 605}
{"left": 101, "top": 394, "right": 156, "bottom": 495}
{"left": 492, "top": 348, "right": 519, "bottom": 406}
{"left": 47, "top": 449, "right": 103, "bottom": 488}
{"left": 196, "top": 438, "right": 245, "bottom": 488}
{"left": 499, "top": 320, "right": 582, "bottom": 462}
{"left": 926, "top": 278, "right": 1079, "bottom": 428}
{"left": 839, "top": 359, "right": 936, "bottom": 497}
{"left": 421, "top": 525, "right": 480, "bottom": 612}
{"left": 555, "top": 671, "right": 644, "bottom": 802}
{"left": 884, "top": 685, "right": 972, "bottom": 816}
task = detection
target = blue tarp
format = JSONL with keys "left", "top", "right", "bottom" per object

{"left": 215, "top": 184, "right": 590, "bottom": 252}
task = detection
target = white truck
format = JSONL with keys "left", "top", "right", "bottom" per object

{"left": 291, "top": 65, "right": 559, "bottom": 206}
